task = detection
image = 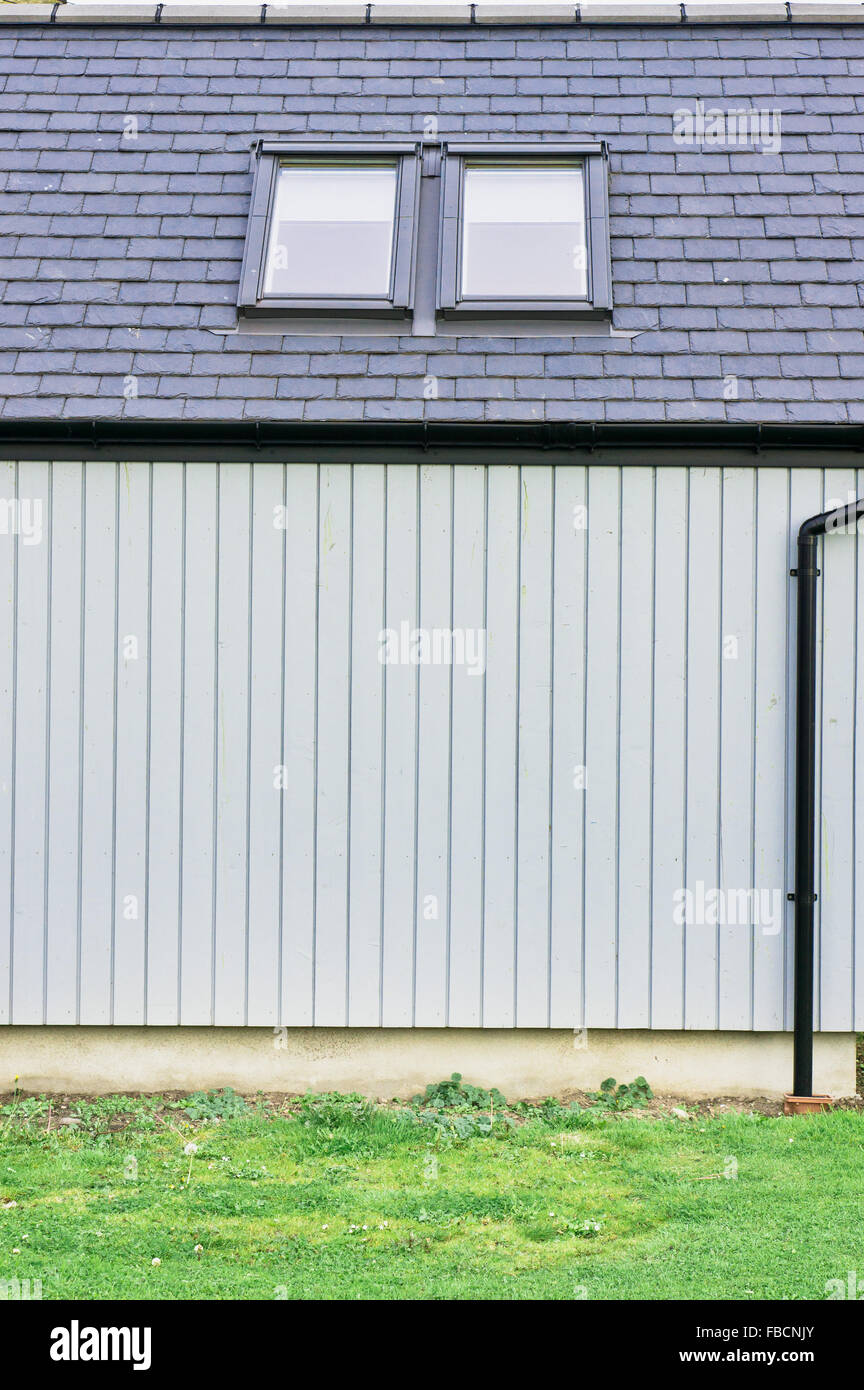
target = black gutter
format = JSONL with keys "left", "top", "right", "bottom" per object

{"left": 792, "top": 497, "right": 864, "bottom": 1097}
{"left": 1, "top": 418, "right": 864, "bottom": 455}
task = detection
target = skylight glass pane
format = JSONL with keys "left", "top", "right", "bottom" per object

{"left": 460, "top": 165, "right": 587, "bottom": 299}
{"left": 264, "top": 163, "right": 398, "bottom": 298}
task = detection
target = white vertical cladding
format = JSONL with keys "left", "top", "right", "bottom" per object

{"left": 79, "top": 463, "right": 118, "bottom": 1024}
{"left": 548, "top": 465, "right": 587, "bottom": 1028}
{"left": 113, "top": 461, "right": 150, "bottom": 1024}
{"left": 718, "top": 467, "right": 756, "bottom": 1030}
{"left": 45, "top": 463, "right": 84, "bottom": 1023}
{"left": 178, "top": 465, "right": 218, "bottom": 1024}
{"left": 247, "top": 463, "right": 285, "bottom": 1026}
{"left": 347, "top": 463, "right": 386, "bottom": 1026}
{"left": 649, "top": 467, "right": 687, "bottom": 1027}
{"left": 515, "top": 465, "right": 554, "bottom": 1027}
{"left": 819, "top": 467, "right": 858, "bottom": 1032}
{"left": 482, "top": 465, "right": 520, "bottom": 1025}
{"left": 617, "top": 466, "right": 654, "bottom": 1028}
{"left": 3, "top": 459, "right": 863, "bottom": 1031}
{"left": 11, "top": 461, "right": 50, "bottom": 1023}
{"left": 314, "top": 464, "right": 352, "bottom": 1024}
{"left": 448, "top": 465, "right": 486, "bottom": 1026}
{"left": 0, "top": 460, "right": 13, "bottom": 1023}
{"left": 583, "top": 465, "right": 620, "bottom": 1026}
{"left": 751, "top": 470, "right": 789, "bottom": 1030}
{"left": 380, "top": 464, "right": 418, "bottom": 1026}
{"left": 856, "top": 467, "right": 864, "bottom": 1034}
{"left": 213, "top": 464, "right": 252, "bottom": 1024}
{"left": 280, "top": 463, "right": 317, "bottom": 1026}
{"left": 414, "top": 464, "right": 452, "bottom": 1025}
{"left": 684, "top": 468, "right": 722, "bottom": 1029}
{"left": 147, "top": 462, "right": 184, "bottom": 1024}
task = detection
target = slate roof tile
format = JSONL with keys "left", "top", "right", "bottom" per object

{"left": 0, "top": 18, "right": 859, "bottom": 425}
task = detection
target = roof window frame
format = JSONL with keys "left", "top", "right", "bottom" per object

{"left": 237, "top": 140, "right": 422, "bottom": 320}
{"left": 437, "top": 140, "right": 612, "bottom": 321}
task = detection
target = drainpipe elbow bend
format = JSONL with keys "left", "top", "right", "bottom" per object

{"left": 797, "top": 516, "right": 824, "bottom": 543}
{"left": 799, "top": 496, "right": 864, "bottom": 543}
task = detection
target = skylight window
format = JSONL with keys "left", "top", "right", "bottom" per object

{"left": 238, "top": 142, "right": 420, "bottom": 319}
{"left": 263, "top": 162, "right": 399, "bottom": 299}
{"left": 238, "top": 139, "right": 611, "bottom": 329}
{"left": 438, "top": 142, "right": 611, "bottom": 321}
{"left": 460, "top": 164, "right": 588, "bottom": 300}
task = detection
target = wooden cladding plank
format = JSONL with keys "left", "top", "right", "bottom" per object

{"left": 683, "top": 467, "right": 722, "bottom": 1030}
{"left": 213, "top": 463, "right": 252, "bottom": 1025}
{"left": 515, "top": 465, "right": 553, "bottom": 1027}
{"left": 448, "top": 464, "right": 486, "bottom": 1028}
{"left": 280, "top": 464, "right": 318, "bottom": 1026}
{"left": 855, "top": 468, "right": 864, "bottom": 1036}
{"left": 549, "top": 465, "right": 587, "bottom": 1030}
{"left": 78, "top": 463, "right": 117, "bottom": 1025}
{"left": 247, "top": 463, "right": 285, "bottom": 1026}
{"left": 314, "top": 464, "right": 352, "bottom": 1025}
{"left": 414, "top": 465, "right": 453, "bottom": 1026}
{"left": 380, "top": 464, "right": 419, "bottom": 1027}
{"left": 347, "top": 464, "right": 386, "bottom": 1026}
{"left": 10, "top": 461, "right": 49, "bottom": 1022}
{"left": 113, "top": 461, "right": 150, "bottom": 1025}
{"left": 751, "top": 470, "right": 789, "bottom": 1031}
{"left": 617, "top": 466, "right": 654, "bottom": 1030}
{"left": 44, "top": 463, "right": 84, "bottom": 1024}
{"left": 179, "top": 464, "right": 218, "bottom": 1025}
{"left": 146, "top": 462, "right": 184, "bottom": 1024}
{"left": 718, "top": 468, "right": 756, "bottom": 1031}
{"left": 818, "top": 467, "right": 858, "bottom": 1031}
{"left": 482, "top": 465, "right": 519, "bottom": 1028}
{"left": 583, "top": 466, "right": 620, "bottom": 1028}
{"left": 0, "top": 461, "right": 14, "bottom": 1025}
{"left": 650, "top": 467, "right": 687, "bottom": 1029}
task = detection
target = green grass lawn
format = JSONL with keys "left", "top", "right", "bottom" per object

{"left": 1, "top": 1085, "right": 863, "bottom": 1301}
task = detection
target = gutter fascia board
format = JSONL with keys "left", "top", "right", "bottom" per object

{"left": 1, "top": 420, "right": 864, "bottom": 452}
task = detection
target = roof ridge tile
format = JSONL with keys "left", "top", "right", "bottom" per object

{"left": 0, "top": 0, "right": 861, "bottom": 27}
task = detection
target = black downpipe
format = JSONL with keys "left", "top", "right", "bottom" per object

{"left": 792, "top": 497, "right": 864, "bottom": 1096}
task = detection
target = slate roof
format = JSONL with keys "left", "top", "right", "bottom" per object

{"left": 1, "top": 14, "right": 864, "bottom": 424}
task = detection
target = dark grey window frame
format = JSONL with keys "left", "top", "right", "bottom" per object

{"left": 237, "top": 140, "right": 422, "bottom": 320}
{"left": 437, "top": 141, "right": 612, "bottom": 322}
